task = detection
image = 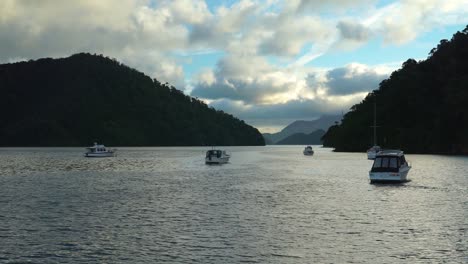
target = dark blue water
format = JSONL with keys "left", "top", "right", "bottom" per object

{"left": 0, "top": 146, "right": 466, "bottom": 263}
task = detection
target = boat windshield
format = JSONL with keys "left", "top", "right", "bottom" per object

{"left": 371, "top": 156, "right": 399, "bottom": 172}
{"left": 206, "top": 150, "right": 222, "bottom": 157}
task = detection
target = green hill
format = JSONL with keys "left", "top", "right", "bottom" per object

{"left": 0, "top": 53, "right": 265, "bottom": 146}
{"left": 322, "top": 25, "right": 468, "bottom": 154}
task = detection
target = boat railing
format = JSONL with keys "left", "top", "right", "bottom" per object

{"left": 377, "top": 149, "right": 403, "bottom": 155}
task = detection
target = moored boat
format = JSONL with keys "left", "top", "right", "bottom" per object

{"left": 84, "top": 142, "right": 115, "bottom": 157}
{"left": 303, "top": 146, "right": 314, "bottom": 156}
{"left": 367, "top": 145, "right": 381, "bottom": 160}
{"left": 367, "top": 100, "right": 380, "bottom": 160}
{"left": 205, "top": 149, "right": 230, "bottom": 164}
{"left": 369, "top": 150, "right": 411, "bottom": 183}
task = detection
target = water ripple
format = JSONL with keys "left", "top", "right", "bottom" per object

{"left": 0, "top": 146, "right": 466, "bottom": 263}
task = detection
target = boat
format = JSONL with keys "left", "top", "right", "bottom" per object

{"left": 205, "top": 149, "right": 230, "bottom": 164}
{"left": 367, "top": 145, "right": 381, "bottom": 160}
{"left": 84, "top": 142, "right": 115, "bottom": 157}
{"left": 369, "top": 150, "right": 411, "bottom": 183}
{"left": 303, "top": 145, "right": 314, "bottom": 156}
{"left": 367, "top": 100, "right": 380, "bottom": 160}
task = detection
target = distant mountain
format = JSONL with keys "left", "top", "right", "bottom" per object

{"left": 276, "top": 129, "right": 326, "bottom": 145}
{"left": 263, "top": 115, "right": 341, "bottom": 144}
{"left": 322, "top": 25, "right": 468, "bottom": 154}
{"left": 0, "top": 53, "right": 265, "bottom": 146}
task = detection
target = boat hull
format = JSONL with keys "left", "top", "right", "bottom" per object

{"left": 303, "top": 151, "right": 314, "bottom": 156}
{"left": 205, "top": 157, "right": 229, "bottom": 164}
{"left": 85, "top": 152, "right": 114, "bottom": 158}
{"left": 369, "top": 167, "right": 410, "bottom": 183}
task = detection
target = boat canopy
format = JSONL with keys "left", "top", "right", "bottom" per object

{"left": 371, "top": 154, "right": 407, "bottom": 173}
{"left": 206, "top": 150, "right": 223, "bottom": 157}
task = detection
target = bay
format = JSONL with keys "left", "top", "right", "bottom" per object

{"left": 0, "top": 146, "right": 466, "bottom": 263}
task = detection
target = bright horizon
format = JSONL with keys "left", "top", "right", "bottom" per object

{"left": 1, "top": 0, "right": 467, "bottom": 133}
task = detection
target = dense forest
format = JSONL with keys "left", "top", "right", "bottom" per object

{"left": 0, "top": 53, "right": 265, "bottom": 146}
{"left": 322, "top": 26, "right": 468, "bottom": 154}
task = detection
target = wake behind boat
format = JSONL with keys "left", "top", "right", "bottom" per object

{"left": 205, "top": 149, "right": 230, "bottom": 164}
{"left": 303, "top": 146, "right": 314, "bottom": 156}
{"left": 84, "top": 142, "right": 115, "bottom": 157}
{"left": 369, "top": 150, "right": 411, "bottom": 183}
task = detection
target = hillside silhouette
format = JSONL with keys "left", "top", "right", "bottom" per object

{"left": 0, "top": 53, "right": 265, "bottom": 146}
{"left": 322, "top": 25, "right": 468, "bottom": 154}
{"left": 276, "top": 129, "right": 325, "bottom": 145}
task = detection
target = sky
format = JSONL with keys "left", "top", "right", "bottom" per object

{"left": 1, "top": 0, "right": 467, "bottom": 133}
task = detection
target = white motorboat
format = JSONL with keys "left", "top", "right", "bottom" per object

{"left": 367, "top": 145, "right": 381, "bottom": 160}
{"left": 84, "top": 142, "right": 115, "bottom": 157}
{"left": 369, "top": 150, "right": 411, "bottom": 183}
{"left": 303, "top": 146, "right": 314, "bottom": 156}
{"left": 205, "top": 149, "right": 230, "bottom": 164}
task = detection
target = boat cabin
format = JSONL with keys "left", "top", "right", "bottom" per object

{"left": 370, "top": 150, "right": 408, "bottom": 173}
{"left": 206, "top": 150, "right": 224, "bottom": 158}
{"left": 87, "top": 143, "right": 108, "bottom": 153}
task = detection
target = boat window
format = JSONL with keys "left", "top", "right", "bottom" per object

{"left": 400, "top": 156, "right": 407, "bottom": 165}
{"left": 372, "top": 156, "right": 400, "bottom": 172}
{"left": 373, "top": 158, "right": 382, "bottom": 168}
{"left": 381, "top": 157, "right": 389, "bottom": 168}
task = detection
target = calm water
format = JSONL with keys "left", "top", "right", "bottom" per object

{"left": 0, "top": 146, "right": 466, "bottom": 263}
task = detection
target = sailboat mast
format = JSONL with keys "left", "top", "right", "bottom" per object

{"left": 373, "top": 100, "right": 377, "bottom": 146}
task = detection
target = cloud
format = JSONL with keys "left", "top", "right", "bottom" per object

{"left": 0, "top": 0, "right": 200, "bottom": 88}
{"left": 337, "top": 20, "right": 370, "bottom": 42}
{"left": 363, "top": 0, "right": 468, "bottom": 44}
{"left": 296, "top": 0, "right": 376, "bottom": 12}
{"left": 120, "top": 50, "right": 186, "bottom": 89}
{"left": 191, "top": 55, "right": 394, "bottom": 131}
{"left": 165, "top": 0, "right": 211, "bottom": 24}
{"left": 207, "top": 94, "right": 364, "bottom": 131}
{"left": 307, "top": 63, "right": 390, "bottom": 96}
{"left": 258, "top": 15, "right": 332, "bottom": 57}
{"left": 191, "top": 55, "right": 305, "bottom": 104}
{"left": 188, "top": 0, "right": 260, "bottom": 50}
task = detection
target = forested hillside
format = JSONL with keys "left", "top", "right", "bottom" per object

{"left": 322, "top": 26, "right": 468, "bottom": 154}
{"left": 0, "top": 53, "right": 265, "bottom": 146}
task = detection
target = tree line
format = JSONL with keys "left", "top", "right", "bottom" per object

{"left": 322, "top": 25, "right": 468, "bottom": 154}
{"left": 0, "top": 53, "right": 265, "bottom": 146}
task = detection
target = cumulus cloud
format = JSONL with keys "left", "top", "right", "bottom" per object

{"left": 0, "top": 0, "right": 206, "bottom": 87}
{"left": 307, "top": 63, "right": 390, "bottom": 96}
{"left": 120, "top": 50, "right": 186, "bottom": 89}
{"left": 191, "top": 56, "right": 392, "bottom": 130}
{"left": 258, "top": 15, "right": 332, "bottom": 57}
{"left": 337, "top": 20, "right": 370, "bottom": 42}
{"left": 191, "top": 55, "right": 305, "bottom": 104}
